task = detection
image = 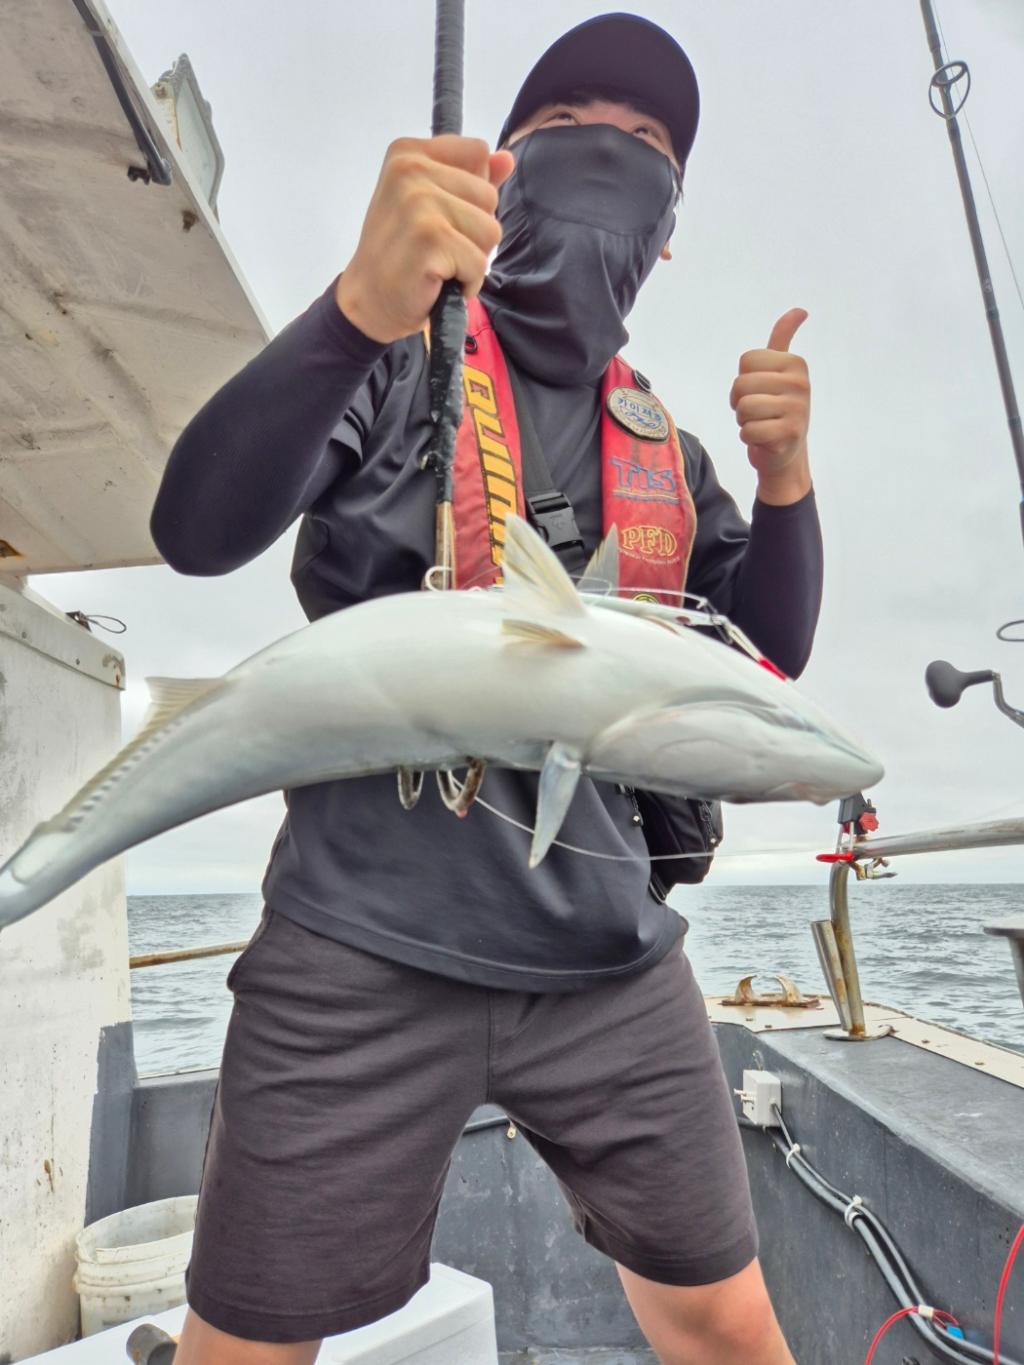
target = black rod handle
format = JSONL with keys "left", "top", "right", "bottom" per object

{"left": 432, "top": 0, "right": 465, "bottom": 136}
{"left": 425, "top": 1, "right": 468, "bottom": 506}
{"left": 925, "top": 658, "right": 995, "bottom": 708}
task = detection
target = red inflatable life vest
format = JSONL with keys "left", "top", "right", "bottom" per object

{"left": 451, "top": 297, "right": 697, "bottom": 603}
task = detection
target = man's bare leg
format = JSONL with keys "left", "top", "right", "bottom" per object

{"left": 173, "top": 1307, "right": 321, "bottom": 1365}
{"left": 618, "top": 1257, "right": 796, "bottom": 1365}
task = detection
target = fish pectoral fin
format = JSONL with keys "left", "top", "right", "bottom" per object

{"left": 590, "top": 706, "right": 674, "bottom": 752}
{"left": 501, "top": 619, "right": 585, "bottom": 649}
{"left": 502, "top": 514, "right": 587, "bottom": 618}
{"left": 530, "top": 742, "right": 583, "bottom": 868}
{"left": 578, "top": 525, "right": 620, "bottom": 595}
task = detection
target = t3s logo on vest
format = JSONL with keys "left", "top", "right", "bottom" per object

{"left": 609, "top": 455, "right": 678, "bottom": 501}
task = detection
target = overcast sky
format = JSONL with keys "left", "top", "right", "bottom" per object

{"left": 33, "top": 0, "right": 1024, "bottom": 890}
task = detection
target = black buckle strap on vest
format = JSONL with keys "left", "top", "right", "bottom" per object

{"left": 524, "top": 490, "right": 586, "bottom": 562}
{"left": 503, "top": 356, "right": 587, "bottom": 574}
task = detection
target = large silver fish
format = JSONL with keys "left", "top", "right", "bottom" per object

{"left": 0, "top": 516, "right": 883, "bottom": 931}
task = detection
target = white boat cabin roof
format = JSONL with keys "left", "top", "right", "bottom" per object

{"left": 1, "top": 0, "right": 268, "bottom": 576}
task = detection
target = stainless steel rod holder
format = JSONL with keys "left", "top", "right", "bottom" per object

{"left": 813, "top": 861, "right": 891, "bottom": 1041}
{"left": 830, "top": 816, "right": 1024, "bottom": 1021}
{"left": 810, "top": 918, "right": 853, "bottom": 1032}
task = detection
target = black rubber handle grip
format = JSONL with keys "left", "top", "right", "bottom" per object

{"left": 424, "top": 0, "right": 467, "bottom": 503}
{"left": 432, "top": 0, "right": 464, "bottom": 136}
{"left": 925, "top": 659, "right": 995, "bottom": 708}
{"left": 126, "top": 1323, "right": 177, "bottom": 1363}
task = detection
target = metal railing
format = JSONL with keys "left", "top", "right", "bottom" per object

{"left": 129, "top": 940, "right": 248, "bottom": 970}
{"left": 812, "top": 815, "right": 1024, "bottom": 1040}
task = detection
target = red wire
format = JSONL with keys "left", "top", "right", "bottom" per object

{"left": 993, "top": 1225, "right": 1024, "bottom": 1365}
{"left": 863, "top": 1220, "right": 1023, "bottom": 1364}
{"left": 864, "top": 1306, "right": 919, "bottom": 1362}
{"left": 864, "top": 1306, "right": 963, "bottom": 1362}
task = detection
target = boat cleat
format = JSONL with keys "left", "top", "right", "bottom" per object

{"left": 720, "top": 972, "right": 823, "bottom": 1009}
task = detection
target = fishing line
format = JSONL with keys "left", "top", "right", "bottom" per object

{"left": 462, "top": 783, "right": 1024, "bottom": 865}
{"left": 460, "top": 783, "right": 824, "bottom": 863}
{"left": 962, "top": 117, "right": 1024, "bottom": 319}
{"left": 934, "top": 2, "right": 1024, "bottom": 319}
{"left": 955, "top": 794, "right": 1024, "bottom": 825}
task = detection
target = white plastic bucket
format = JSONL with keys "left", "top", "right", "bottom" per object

{"left": 73, "top": 1194, "right": 198, "bottom": 1336}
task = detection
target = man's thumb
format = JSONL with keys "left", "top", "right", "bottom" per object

{"left": 489, "top": 149, "right": 515, "bottom": 188}
{"left": 767, "top": 308, "right": 809, "bottom": 353}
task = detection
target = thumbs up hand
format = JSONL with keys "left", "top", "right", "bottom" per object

{"left": 729, "top": 308, "right": 813, "bottom": 505}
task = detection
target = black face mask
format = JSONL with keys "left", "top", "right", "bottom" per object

{"left": 479, "top": 123, "right": 680, "bottom": 386}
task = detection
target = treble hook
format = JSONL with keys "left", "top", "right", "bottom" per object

{"left": 437, "top": 760, "right": 487, "bottom": 817}
{"left": 854, "top": 857, "right": 897, "bottom": 881}
{"left": 397, "top": 767, "right": 424, "bottom": 810}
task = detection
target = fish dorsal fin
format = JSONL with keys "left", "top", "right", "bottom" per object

{"left": 578, "top": 525, "right": 620, "bottom": 594}
{"left": 502, "top": 514, "right": 586, "bottom": 618}
{"left": 501, "top": 619, "right": 585, "bottom": 648}
{"left": 141, "top": 676, "right": 223, "bottom": 725}
{"left": 530, "top": 742, "right": 583, "bottom": 868}
{"left": 94, "top": 675, "right": 222, "bottom": 802}
{"left": 12, "top": 676, "right": 223, "bottom": 871}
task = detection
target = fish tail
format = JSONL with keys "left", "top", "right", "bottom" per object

{"left": 0, "top": 676, "right": 226, "bottom": 936}
{"left": 0, "top": 856, "right": 42, "bottom": 933}
{"left": 0, "top": 824, "right": 79, "bottom": 933}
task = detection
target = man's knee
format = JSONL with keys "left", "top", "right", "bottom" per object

{"left": 682, "top": 1272, "right": 780, "bottom": 1349}
{"left": 618, "top": 1257, "right": 791, "bottom": 1362}
{"left": 174, "top": 1308, "right": 322, "bottom": 1365}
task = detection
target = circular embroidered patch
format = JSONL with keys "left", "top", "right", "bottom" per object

{"left": 606, "top": 387, "right": 670, "bottom": 441}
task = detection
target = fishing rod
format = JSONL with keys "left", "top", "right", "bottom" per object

{"left": 420, "top": 0, "right": 467, "bottom": 588}
{"left": 919, "top": 0, "right": 1024, "bottom": 555}
{"left": 401, "top": 0, "right": 487, "bottom": 815}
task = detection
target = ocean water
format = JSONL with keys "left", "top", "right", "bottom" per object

{"left": 127, "top": 884, "right": 1024, "bottom": 1076}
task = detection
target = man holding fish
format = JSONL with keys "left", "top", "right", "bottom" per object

{"left": 155, "top": 13, "right": 818, "bottom": 1364}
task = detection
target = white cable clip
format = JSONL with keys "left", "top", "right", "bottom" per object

{"left": 784, "top": 1143, "right": 802, "bottom": 1169}
{"left": 917, "top": 1305, "right": 935, "bottom": 1321}
{"left": 843, "top": 1195, "right": 865, "bottom": 1228}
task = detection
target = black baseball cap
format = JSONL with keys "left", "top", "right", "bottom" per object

{"left": 497, "top": 12, "right": 700, "bottom": 169}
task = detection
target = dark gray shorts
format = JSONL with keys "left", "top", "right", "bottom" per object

{"left": 186, "top": 908, "right": 758, "bottom": 1343}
